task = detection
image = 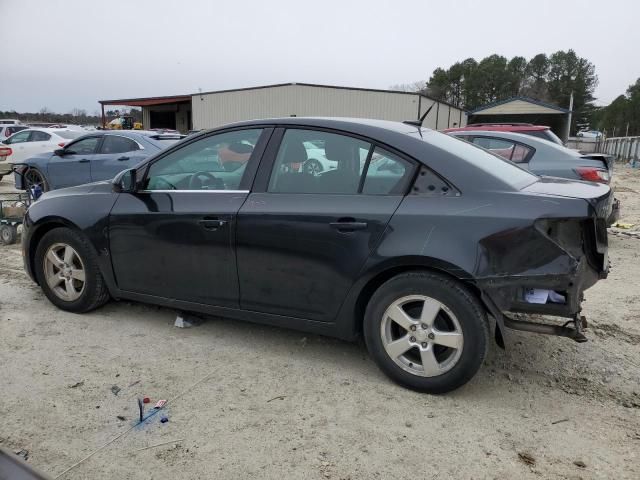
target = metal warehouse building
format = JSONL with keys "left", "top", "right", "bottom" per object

{"left": 99, "top": 83, "right": 467, "bottom": 133}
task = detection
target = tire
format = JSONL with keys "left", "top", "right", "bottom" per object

{"left": 304, "top": 159, "right": 323, "bottom": 175}
{"left": 34, "top": 227, "right": 110, "bottom": 313}
{"left": 24, "top": 167, "right": 49, "bottom": 192}
{"left": 363, "top": 271, "right": 489, "bottom": 393}
{"left": 0, "top": 225, "right": 17, "bottom": 245}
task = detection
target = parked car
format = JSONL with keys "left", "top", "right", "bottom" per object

{"left": 22, "top": 118, "right": 613, "bottom": 393}
{"left": 1, "top": 128, "right": 85, "bottom": 164}
{"left": 13, "top": 131, "right": 184, "bottom": 192}
{"left": 577, "top": 130, "right": 603, "bottom": 138}
{"left": 447, "top": 129, "right": 620, "bottom": 225}
{"left": 445, "top": 123, "right": 564, "bottom": 145}
{"left": 0, "top": 119, "right": 23, "bottom": 125}
{"left": 0, "top": 124, "right": 28, "bottom": 139}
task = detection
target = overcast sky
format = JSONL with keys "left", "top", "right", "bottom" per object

{"left": 1, "top": 0, "right": 638, "bottom": 113}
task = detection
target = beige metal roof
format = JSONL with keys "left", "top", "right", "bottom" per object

{"left": 472, "top": 98, "right": 567, "bottom": 115}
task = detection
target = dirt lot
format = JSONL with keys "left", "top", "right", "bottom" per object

{"left": 1, "top": 170, "right": 639, "bottom": 480}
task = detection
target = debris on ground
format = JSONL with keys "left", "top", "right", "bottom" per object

{"left": 128, "top": 380, "right": 141, "bottom": 388}
{"left": 143, "top": 397, "right": 150, "bottom": 404}
{"left": 68, "top": 381, "right": 84, "bottom": 388}
{"left": 267, "top": 395, "right": 286, "bottom": 402}
{"left": 174, "top": 312, "right": 203, "bottom": 328}
{"left": 574, "top": 460, "right": 587, "bottom": 468}
{"left": 14, "top": 449, "right": 29, "bottom": 461}
{"left": 138, "top": 398, "right": 144, "bottom": 422}
{"left": 160, "top": 416, "right": 169, "bottom": 423}
{"left": 612, "top": 222, "right": 635, "bottom": 229}
{"left": 134, "top": 439, "right": 184, "bottom": 452}
{"left": 551, "top": 418, "right": 569, "bottom": 425}
{"left": 154, "top": 399, "right": 167, "bottom": 409}
{"left": 116, "top": 415, "right": 126, "bottom": 421}
{"left": 518, "top": 452, "right": 536, "bottom": 466}
{"left": 111, "top": 385, "right": 121, "bottom": 396}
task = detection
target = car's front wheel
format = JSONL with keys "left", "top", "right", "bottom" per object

{"left": 364, "top": 271, "right": 489, "bottom": 393}
{"left": 34, "top": 227, "right": 110, "bottom": 313}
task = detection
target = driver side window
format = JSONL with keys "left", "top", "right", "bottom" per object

{"left": 145, "top": 129, "right": 263, "bottom": 191}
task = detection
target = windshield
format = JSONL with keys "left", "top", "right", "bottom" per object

{"left": 415, "top": 130, "right": 538, "bottom": 190}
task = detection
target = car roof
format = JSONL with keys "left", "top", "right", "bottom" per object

{"left": 444, "top": 124, "right": 550, "bottom": 133}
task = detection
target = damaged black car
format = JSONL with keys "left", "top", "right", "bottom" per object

{"left": 21, "top": 118, "right": 613, "bottom": 393}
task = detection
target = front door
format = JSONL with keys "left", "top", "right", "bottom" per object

{"left": 236, "top": 128, "right": 416, "bottom": 322}
{"left": 108, "top": 128, "right": 270, "bottom": 307}
{"left": 47, "top": 136, "right": 100, "bottom": 189}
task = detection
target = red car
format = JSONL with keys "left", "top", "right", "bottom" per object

{"left": 444, "top": 123, "right": 564, "bottom": 146}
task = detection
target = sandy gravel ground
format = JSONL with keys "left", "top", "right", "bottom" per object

{"left": 0, "top": 170, "right": 639, "bottom": 480}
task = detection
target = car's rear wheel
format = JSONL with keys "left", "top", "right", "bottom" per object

{"left": 24, "top": 168, "right": 49, "bottom": 192}
{"left": 364, "top": 271, "right": 489, "bottom": 393}
{"left": 34, "top": 227, "right": 110, "bottom": 312}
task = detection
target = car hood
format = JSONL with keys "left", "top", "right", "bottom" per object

{"left": 38, "top": 180, "right": 112, "bottom": 201}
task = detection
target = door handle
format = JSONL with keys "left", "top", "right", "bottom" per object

{"left": 78, "top": 159, "right": 90, "bottom": 163}
{"left": 329, "top": 218, "right": 368, "bottom": 232}
{"left": 117, "top": 156, "right": 130, "bottom": 161}
{"left": 198, "top": 217, "right": 228, "bottom": 230}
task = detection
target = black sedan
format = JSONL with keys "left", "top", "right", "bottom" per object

{"left": 22, "top": 118, "right": 613, "bottom": 393}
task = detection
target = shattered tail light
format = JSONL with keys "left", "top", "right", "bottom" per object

{"left": 574, "top": 167, "right": 610, "bottom": 183}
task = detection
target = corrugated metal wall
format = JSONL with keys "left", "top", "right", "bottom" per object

{"left": 192, "top": 84, "right": 466, "bottom": 130}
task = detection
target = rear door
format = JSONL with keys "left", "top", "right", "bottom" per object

{"left": 47, "top": 136, "right": 100, "bottom": 188}
{"left": 28, "top": 130, "right": 56, "bottom": 155}
{"left": 236, "top": 127, "right": 416, "bottom": 322}
{"left": 91, "top": 134, "right": 149, "bottom": 181}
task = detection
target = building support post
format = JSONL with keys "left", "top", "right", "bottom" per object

{"left": 101, "top": 103, "right": 105, "bottom": 129}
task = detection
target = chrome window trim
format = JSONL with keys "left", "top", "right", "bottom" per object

{"left": 137, "top": 189, "right": 250, "bottom": 193}
{"left": 102, "top": 133, "right": 145, "bottom": 151}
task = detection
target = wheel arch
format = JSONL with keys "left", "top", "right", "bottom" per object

{"left": 27, "top": 217, "right": 91, "bottom": 285}
{"left": 340, "top": 256, "right": 483, "bottom": 340}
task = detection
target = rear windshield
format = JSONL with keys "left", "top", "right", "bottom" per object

{"left": 56, "top": 131, "right": 84, "bottom": 139}
{"left": 523, "top": 129, "right": 563, "bottom": 145}
{"left": 415, "top": 130, "right": 538, "bottom": 190}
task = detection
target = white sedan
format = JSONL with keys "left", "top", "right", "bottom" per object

{"left": 1, "top": 128, "right": 85, "bottom": 163}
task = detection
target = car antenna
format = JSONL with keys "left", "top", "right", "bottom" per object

{"left": 403, "top": 102, "right": 435, "bottom": 137}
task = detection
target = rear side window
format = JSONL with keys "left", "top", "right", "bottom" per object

{"left": 101, "top": 135, "right": 140, "bottom": 154}
{"left": 268, "top": 129, "right": 415, "bottom": 195}
{"left": 29, "top": 131, "right": 51, "bottom": 142}
{"left": 471, "top": 137, "right": 533, "bottom": 163}
{"left": 56, "top": 131, "right": 84, "bottom": 140}
{"left": 362, "top": 148, "right": 414, "bottom": 194}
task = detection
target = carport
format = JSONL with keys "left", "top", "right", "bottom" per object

{"left": 468, "top": 96, "right": 570, "bottom": 140}
{"left": 98, "top": 95, "right": 192, "bottom": 133}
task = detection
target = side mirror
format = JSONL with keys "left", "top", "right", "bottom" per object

{"left": 54, "top": 149, "right": 66, "bottom": 156}
{"left": 112, "top": 168, "right": 137, "bottom": 193}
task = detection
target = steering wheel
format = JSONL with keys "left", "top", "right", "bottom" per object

{"left": 188, "top": 171, "right": 223, "bottom": 190}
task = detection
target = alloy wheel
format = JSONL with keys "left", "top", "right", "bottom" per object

{"left": 43, "top": 243, "right": 86, "bottom": 301}
{"left": 380, "top": 295, "right": 464, "bottom": 377}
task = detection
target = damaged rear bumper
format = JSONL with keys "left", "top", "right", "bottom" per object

{"left": 477, "top": 255, "right": 603, "bottom": 319}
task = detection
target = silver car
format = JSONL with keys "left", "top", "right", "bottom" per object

{"left": 449, "top": 129, "right": 619, "bottom": 224}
